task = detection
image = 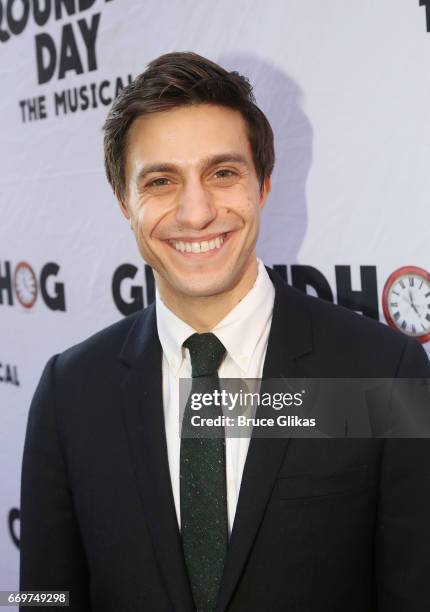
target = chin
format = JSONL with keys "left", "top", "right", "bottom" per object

{"left": 172, "top": 276, "right": 233, "bottom": 298}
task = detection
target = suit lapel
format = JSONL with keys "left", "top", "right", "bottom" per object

{"left": 119, "top": 304, "right": 194, "bottom": 612}
{"left": 215, "top": 266, "right": 313, "bottom": 612}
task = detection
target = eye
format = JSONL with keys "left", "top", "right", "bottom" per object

{"left": 146, "top": 177, "right": 171, "bottom": 188}
{"left": 214, "top": 168, "right": 236, "bottom": 179}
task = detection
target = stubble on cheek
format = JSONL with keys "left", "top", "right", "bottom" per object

{"left": 134, "top": 204, "right": 170, "bottom": 270}
{"left": 128, "top": 204, "right": 149, "bottom": 260}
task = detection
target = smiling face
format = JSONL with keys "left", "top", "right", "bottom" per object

{"left": 119, "top": 104, "right": 270, "bottom": 303}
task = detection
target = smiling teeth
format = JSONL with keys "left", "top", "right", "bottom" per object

{"left": 172, "top": 235, "right": 225, "bottom": 253}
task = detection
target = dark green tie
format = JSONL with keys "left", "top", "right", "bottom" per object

{"left": 180, "top": 332, "right": 228, "bottom": 612}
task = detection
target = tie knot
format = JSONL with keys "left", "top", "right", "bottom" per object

{"left": 183, "top": 332, "right": 226, "bottom": 377}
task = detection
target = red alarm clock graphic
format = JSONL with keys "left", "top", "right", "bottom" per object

{"left": 382, "top": 266, "right": 430, "bottom": 344}
{"left": 14, "top": 261, "right": 38, "bottom": 309}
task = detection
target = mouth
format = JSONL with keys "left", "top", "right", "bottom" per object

{"left": 164, "top": 232, "right": 232, "bottom": 258}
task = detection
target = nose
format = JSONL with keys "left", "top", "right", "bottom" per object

{"left": 175, "top": 176, "right": 217, "bottom": 230}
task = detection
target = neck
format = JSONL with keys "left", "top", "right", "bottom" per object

{"left": 155, "top": 257, "right": 259, "bottom": 332}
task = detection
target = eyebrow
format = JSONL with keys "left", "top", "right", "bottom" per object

{"left": 135, "top": 153, "right": 249, "bottom": 185}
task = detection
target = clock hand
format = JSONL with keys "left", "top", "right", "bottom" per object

{"left": 408, "top": 289, "right": 421, "bottom": 316}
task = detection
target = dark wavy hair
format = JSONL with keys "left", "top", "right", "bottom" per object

{"left": 102, "top": 51, "right": 275, "bottom": 200}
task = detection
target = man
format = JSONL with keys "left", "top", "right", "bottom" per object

{"left": 20, "top": 52, "right": 430, "bottom": 611}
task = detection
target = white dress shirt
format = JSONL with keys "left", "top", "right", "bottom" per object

{"left": 155, "top": 258, "right": 275, "bottom": 536}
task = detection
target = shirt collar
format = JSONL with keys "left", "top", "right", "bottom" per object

{"left": 155, "top": 258, "right": 275, "bottom": 375}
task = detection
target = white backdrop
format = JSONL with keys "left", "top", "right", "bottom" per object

{"left": 1, "top": 0, "right": 429, "bottom": 593}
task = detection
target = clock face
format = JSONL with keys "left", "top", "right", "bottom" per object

{"left": 382, "top": 266, "right": 430, "bottom": 343}
{"left": 14, "top": 262, "right": 37, "bottom": 309}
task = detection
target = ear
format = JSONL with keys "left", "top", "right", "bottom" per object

{"left": 259, "top": 176, "right": 271, "bottom": 209}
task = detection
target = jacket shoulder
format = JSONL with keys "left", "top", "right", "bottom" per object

{"left": 54, "top": 308, "right": 148, "bottom": 374}
{"left": 305, "top": 290, "right": 403, "bottom": 344}
{"left": 285, "top": 284, "right": 429, "bottom": 376}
